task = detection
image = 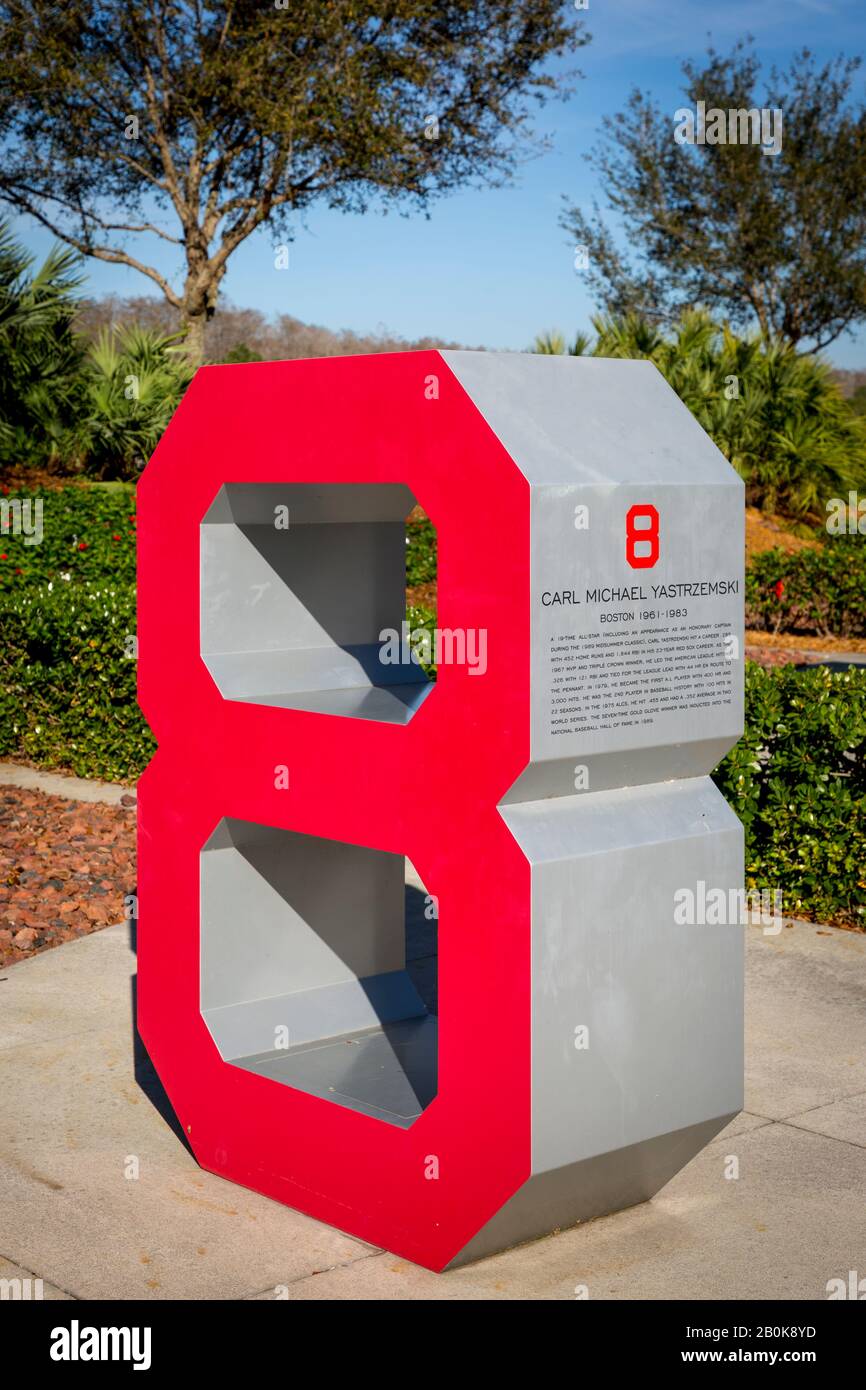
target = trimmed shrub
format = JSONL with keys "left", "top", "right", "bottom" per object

{"left": 0, "top": 484, "right": 136, "bottom": 591}
{"left": 0, "top": 580, "right": 154, "bottom": 783}
{"left": 745, "top": 539, "right": 866, "bottom": 638}
{"left": 406, "top": 602, "right": 437, "bottom": 678}
{"left": 712, "top": 663, "right": 865, "bottom": 928}
{"left": 405, "top": 512, "right": 437, "bottom": 588}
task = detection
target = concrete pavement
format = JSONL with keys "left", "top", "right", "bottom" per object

{"left": 0, "top": 917, "right": 864, "bottom": 1300}
{"left": 0, "top": 761, "right": 131, "bottom": 806}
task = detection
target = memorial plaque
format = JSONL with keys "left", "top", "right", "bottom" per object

{"left": 138, "top": 350, "right": 744, "bottom": 1270}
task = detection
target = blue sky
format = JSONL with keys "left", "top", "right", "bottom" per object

{"left": 16, "top": 0, "right": 866, "bottom": 365}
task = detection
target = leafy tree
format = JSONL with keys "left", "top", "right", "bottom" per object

{"left": 534, "top": 309, "right": 866, "bottom": 516}
{"left": 532, "top": 327, "right": 591, "bottom": 356}
{"left": 219, "top": 341, "right": 263, "bottom": 364}
{"left": 0, "top": 0, "right": 587, "bottom": 364}
{"left": 562, "top": 43, "right": 866, "bottom": 352}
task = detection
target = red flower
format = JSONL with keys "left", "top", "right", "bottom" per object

{"left": 0, "top": 554, "right": 6, "bottom": 561}
{"left": 112, "top": 534, "right": 121, "bottom": 540}
{"left": 78, "top": 542, "right": 88, "bottom": 551}
{"left": 774, "top": 580, "right": 784, "bottom": 599}
{"left": 15, "top": 567, "right": 22, "bottom": 575}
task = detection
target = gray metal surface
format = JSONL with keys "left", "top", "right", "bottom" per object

{"left": 200, "top": 819, "right": 437, "bottom": 1123}
{"left": 502, "top": 778, "right": 744, "bottom": 1177}
{"left": 441, "top": 352, "right": 736, "bottom": 488}
{"left": 235, "top": 1016, "right": 438, "bottom": 1128}
{"left": 200, "top": 482, "right": 430, "bottom": 721}
{"left": 443, "top": 353, "right": 744, "bottom": 799}
{"left": 446, "top": 1116, "right": 732, "bottom": 1268}
{"left": 440, "top": 351, "right": 745, "bottom": 1264}
{"left": 523, "top": 480, "right": 743, "bottom": 796}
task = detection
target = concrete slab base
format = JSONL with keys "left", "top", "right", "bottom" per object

{"left": 1, "top": 918, "right": 864, "bottom": 1299}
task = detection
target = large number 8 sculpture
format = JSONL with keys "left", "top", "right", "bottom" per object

{"left": 138, "top": 350, "right": 744, "bottom": 1271}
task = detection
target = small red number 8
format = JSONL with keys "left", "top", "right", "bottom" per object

{"left": 626, "top": 504, "right": 660, "bottom": 569}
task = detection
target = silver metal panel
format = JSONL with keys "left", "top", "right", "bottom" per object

{"left": 201, "top": 820, "right": 407, "bottom": 1012}
{"left": 525, "top": 481, "right": 744, "bottom": 782}
{"left": 235, "top": 1015, "right": 438, "bottom": 1128}
{"left": 203, "top": 970, "right": 428, "bottom": 1060}
{"left": 445, "top": 1114, "right": 734, "bottom": 1268}
{"left": 501, "top": 778, "right": 744, "bottom": 1177}
{"left": 436, "top": 351, "right": 746, "bottom": 1256}
{"left": 441, "top": 352, "right": 737, "bottom": 487}
{"left": 442, "top": 353, "right": 744, "bottom": 799}
{"left": 200, "top": 482, "right": 429, "bottom": 721}
{"left": 199, "top": 820, "right": 438, "bottom": 1125}
{"left": 500, "top": 737, "right": 738, "bottom": 803}
{"left": 220, "top": 675, "right": 431, "bottom": 724}
{"left": 201, "top": 520, "right": 407, "bottom": 654}
{"left": 210, "top": 482, "right": 415, "bottom": 527}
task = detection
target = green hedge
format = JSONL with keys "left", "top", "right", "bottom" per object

{"left": 745, "top": 538, "right": 866, "bottom": 639}
{"left": 406, "top": 602, "right": 437, "bottom": 678}
{"left": 712, "top": 663, "right": 865, "bottom": 927}
{"left": 0, "top": 579, "right": 154, "bottom": 783}
{"left": 0, "top": 483, "right": 136, "bottom": 591}
{"left": 405, "top": 513, "right": 437, "bottom": 588}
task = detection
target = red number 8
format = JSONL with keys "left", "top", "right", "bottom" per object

{"left": 626, "top": 503, "right": 660, "bottom": 568}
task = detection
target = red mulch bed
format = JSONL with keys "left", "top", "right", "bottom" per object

{"left": 745, "top": 643, "right": 804, "bottom": 668}
{"left": 745, "top": 642, "right": 840, "bottom": 668}
{"left": 0, "top": 786, "right": 136, "bottom": 969}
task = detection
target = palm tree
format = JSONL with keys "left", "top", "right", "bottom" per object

{"left": 534, "top": 309, "right": 866, "bottom": 516}
{"left": 0, "top": 220, "right": 85, "bottom": 467}
{"left": 533, "top": 329, "right": 592, "bottom": 356}
{"left": 70, "top": 325, "right": 194, "bottom": 478}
